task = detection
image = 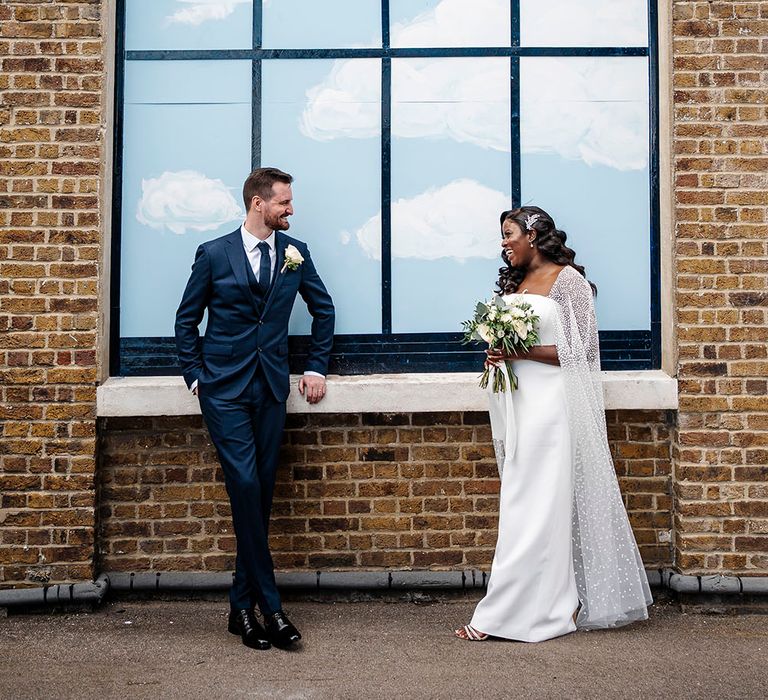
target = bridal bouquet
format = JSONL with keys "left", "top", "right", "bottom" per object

{"left": 462, "top": 296, "right": 540, "bottom": 392}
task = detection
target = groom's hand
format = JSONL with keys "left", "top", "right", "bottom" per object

{"left": 299, "top": 375, "right": 326, "bottom": 404}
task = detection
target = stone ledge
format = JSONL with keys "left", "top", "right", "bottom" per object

{"left": 96, "top": 370, "right": 678, "bottom": 417}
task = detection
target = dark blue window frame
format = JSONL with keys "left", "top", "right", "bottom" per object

{"left": 111, "top": 0, "right": 661, "bottom": 376}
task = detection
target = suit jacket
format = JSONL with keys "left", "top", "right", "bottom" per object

{"left": 174, "top": 228, "right": 335, "bottom": 401}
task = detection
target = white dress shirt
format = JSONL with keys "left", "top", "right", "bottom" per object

{"left": 190, "top": 223, "right": 322, "bottom": 392}
{"left": 241, "top": 224, "right": 276, "bottom": 283}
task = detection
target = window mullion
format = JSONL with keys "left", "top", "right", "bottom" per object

{"left": 252, "top": 1, "right": 262, "bottom": 169}
{"left": 381, "top": 1, "right": 392, "bottom": 335}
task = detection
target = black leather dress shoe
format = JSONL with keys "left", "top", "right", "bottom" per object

{"left": 264, "top": 610, "right": 301, "bottom": 648}
{"left": 228, "top": 609, "right": 271, "bottom": 650}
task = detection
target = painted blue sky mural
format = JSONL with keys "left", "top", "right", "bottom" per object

{"left": 120, "top": 0, "right": 653, "bottom": 343}
{"left": 121, "top": 60, "right": 250, "bottom": 337}
{"left": 261, "top": 59, "right": 382, "bottom": 335}
{"left": 125, "top": 0, "right": 253, "bottom": 50}
{"left": 262, "top": 0, "right": 381, "bottom": 48}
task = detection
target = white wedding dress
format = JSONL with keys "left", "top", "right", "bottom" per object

{"left": 469, "top": 267, "right": 652, "bottom": 642}
{"left": 470, "top": 293, "right": 579, "bottom": 642}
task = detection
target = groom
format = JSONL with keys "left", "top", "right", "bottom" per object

{"left": 175, "top": 167, "right": 335, "bottom": 650}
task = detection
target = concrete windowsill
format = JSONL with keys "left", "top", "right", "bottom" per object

{"left": 96, "top": 370, "right": 678, "bottom": 417}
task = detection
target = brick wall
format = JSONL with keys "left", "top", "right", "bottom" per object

{"left": 0, "top": 2, "right": 104, "bottom": 585}
{"left": 97, "top": 411, "right": 673, "bottom": 575}
{"left": 672, "top": 1, "right": 768, "bottom": 574}
{"left": 2, "top": 2, "right": 767, "bottom": 589}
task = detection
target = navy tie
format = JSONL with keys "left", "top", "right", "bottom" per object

{"left": 257, "top": 241, "right": 271, "bottom": 293}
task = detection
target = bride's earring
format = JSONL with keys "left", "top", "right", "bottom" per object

{"left": 529, "top": 239, "right": 534, "bottom": 248}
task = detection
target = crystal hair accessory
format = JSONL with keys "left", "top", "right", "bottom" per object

{"left": 524, "top": 213, "right": 542, "bottom": 231}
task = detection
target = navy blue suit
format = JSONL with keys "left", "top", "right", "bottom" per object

{"left": 175, "top": 228, "right": 334, "bottom": 614}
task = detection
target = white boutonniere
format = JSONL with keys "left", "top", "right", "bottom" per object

{"left": 280, "top": 244, "right": 304, "bottom": 273}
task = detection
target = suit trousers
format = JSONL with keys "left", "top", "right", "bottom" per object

{"left": 198, "top": 365, "right": 286, "bottom": 614}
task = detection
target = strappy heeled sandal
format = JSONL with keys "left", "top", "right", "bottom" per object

{"left": 454, "top": 624, "right": 489, "bottom": 641}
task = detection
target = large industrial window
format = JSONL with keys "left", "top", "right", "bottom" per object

{"left": 112, "top": 0, "right": 660, "bottom": 375}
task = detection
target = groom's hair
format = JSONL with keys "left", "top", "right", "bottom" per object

{"left": 243, "top": 167, "right": 294, "bottom": 211}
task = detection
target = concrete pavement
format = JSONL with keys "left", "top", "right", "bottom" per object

{"left": 1, "top": 596, "right": 766, "bottom": 699}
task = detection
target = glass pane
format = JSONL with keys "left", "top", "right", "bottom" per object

{"left": 520, "top": 57, "right": 650, "bottom": 330}
{"left": 262, "top": 0, "right": 380, "bottom": 49}
{"left": 390, "top": 57, "right": 511, "bottom": 333}
{"left": 121, "top": 61, "right": 251, "bottom": 337}
{"left": 390, "top": 0, "right": 510, "bottom": 48}
{"left": 125, "top": 0, "right": 253, "bottom": 51}
{"left": 261, "top": 59, "right": 382, "bottom": 334}
{"left": 521, "top": 0, "right": 648, "bottom": 47}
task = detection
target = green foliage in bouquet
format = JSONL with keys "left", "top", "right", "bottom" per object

{"left": 461, "top": 295, "right": 541, "bottom": 393}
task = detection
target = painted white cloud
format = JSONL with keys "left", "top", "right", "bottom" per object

{"left": 391, "top": 57, "right": 510, "bottom": 151}
{"left": 521, "top": 57, "right": 649, "bottom": 171}
{"left": 300, "top": 56, "right": 509, "bottom": 151}
{"left": 300, "top": 59, "right": 380, "bottom": 142}
{"left": 137, "top": 170, "right": 243, "bottom": 235}
{"left": 300, "top": 0, "right": 649, "bottom": 171}
{"left": 352, "top": 179, "right": 509, "bottom": 261}
{"left": 391, "top": 0, "right": 509, "bottom": 48}
{"left": 521, "top": 0, "right": 648, "bottom": 47}
{"left": 167, "top": 0, "right": 250, "bottom": 26}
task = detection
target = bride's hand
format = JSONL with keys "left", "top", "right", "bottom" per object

{"left": 485, "top": 347, "right": 522, "bottom": 366}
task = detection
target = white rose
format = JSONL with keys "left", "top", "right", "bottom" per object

{"left": 501, "top": 313, "right": 513, "bottom": 323}
{"left": 496, "top": 329, "right": 505, "bottom": 338}
{"left": 281, "top": 244, "right": 304, "bottom": 272}
{"left": 285, "top": 244, "right": 304, "bottom": 264}
{"left": 477, "top": 324, "right": 493, "bottom": 343}
{"left": 512, "top": 320, "right": 528, "bottom": 340}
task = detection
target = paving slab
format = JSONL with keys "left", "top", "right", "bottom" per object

{"left": 1, "top": 598, "right": 766, "bottom": 699}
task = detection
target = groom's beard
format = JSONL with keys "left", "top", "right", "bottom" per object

{"left": 265, "top": 211, "right": 290, "bottom": 231}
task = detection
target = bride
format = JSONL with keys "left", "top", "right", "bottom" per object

{"left": 455, "top": 206, "right": 652, "bottom": 643}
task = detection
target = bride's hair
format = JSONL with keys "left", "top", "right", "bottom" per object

{"left": 496, "top": 206, "right": 597, "bottom": 295}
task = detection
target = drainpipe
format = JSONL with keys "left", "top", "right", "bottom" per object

{"left": 0, "top": 573, "right": 109, "bottom": 609}
{"left": 2, "top": 570, "right": 767, "bottom": 610}
{"left": 662, "top": 570, "right": 768, "bottom": 595}
{"left": 105, "top": 569, "right": 768, "bottom": 594}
